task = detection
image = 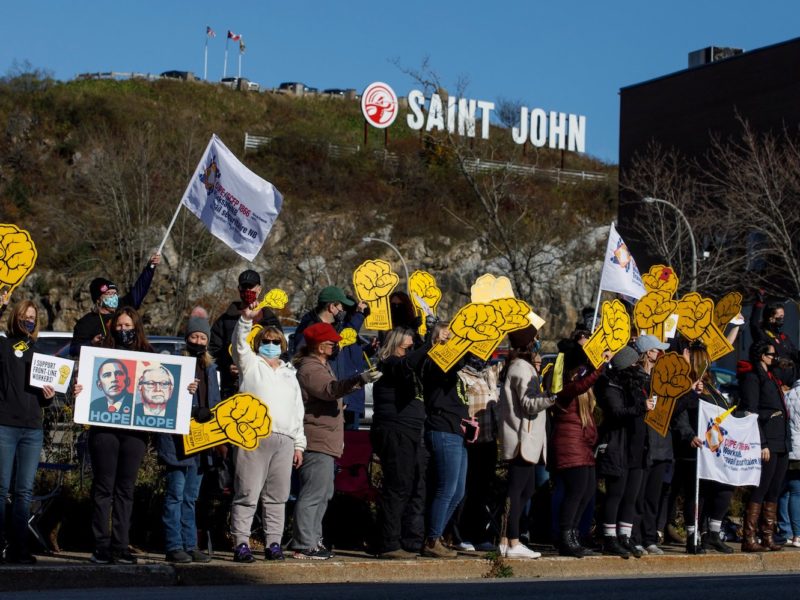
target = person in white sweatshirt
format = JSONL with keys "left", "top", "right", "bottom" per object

{"left": 229, "top": 304, "right": 306, "bottom": 563}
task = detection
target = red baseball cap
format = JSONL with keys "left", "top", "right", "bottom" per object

{"left": 303, "top": 322, "right": 342, "bottom": 345}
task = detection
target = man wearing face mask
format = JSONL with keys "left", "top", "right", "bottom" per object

{"left": 290, "top": 286, "right": 370, "bottom": 429}
{"left": 70, "top": 254, "right": 161, "bottom": 357}
{"left": 751, "top": 291, "right": 799, "bottom": 386}
{"left": 209, "top": 269, "right": 282, "bottom": 399}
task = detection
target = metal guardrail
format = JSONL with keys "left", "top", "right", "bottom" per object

{"left": 244, "top": 133, "right": 607, "bottom": 183}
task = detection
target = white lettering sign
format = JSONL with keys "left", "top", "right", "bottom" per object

{"left": 29, "top": 352, "right": 75, "bottom": 394}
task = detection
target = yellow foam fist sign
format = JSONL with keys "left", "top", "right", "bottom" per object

{"left": 254, "top": 288, "right": 289, "bottom": 311}
{"left": 634, "top": 291, "right": 677, "bottom": 342}
{"left": 676, "top": 292, "right": 733, "bottom": 361}
{"left": 409, "top": 270, "right": 442, "bottom": 336}
{"left": 642, "top": 264, "right": 680, "bottom": 297}
{"left": 714, "top": 291, "right": 742, "bottom": 330}
{"left": 353, "top": 259, "right": 400, "bottom": 331}
{"left": 0, "top": 224, "right": 37, "bottom": 295}
{"left": 339, "top": 327, "right": 358, "bottom": 348}
{"left": 645, "top": 352, "right": 694, "bottom": 437}
{"left": 470, "top": 274, "right": 515, "bottom": 303}
{"left": 183, "top": 393, "right": 272, "bottom": 455}
{"left": 428, "top": 302, "right": 504, "bottom": 372}
{"left": 228, "top": 324, "right": 263, "bottom": 357}
{"left": 471, "top": 297, "right": 532, "bottom": 361}
{"left": 583, "top": 300, "right": 630, "bottom": 368}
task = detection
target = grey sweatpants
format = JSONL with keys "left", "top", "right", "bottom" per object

{"left": 230, "top": 433, "right": 294, "bottom": 547}
{"left": 290, "top": 451, "right": 335, "bottom": 550}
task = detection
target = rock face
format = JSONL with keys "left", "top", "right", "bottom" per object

{"left": 22, "top": 220, "right": 608, "bottom": 345}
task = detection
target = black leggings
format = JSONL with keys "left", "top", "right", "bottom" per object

{"left": 603, "top": 467, "right": 643, "bottom": 526}
{"left": 679, "top": 459, "right": 734, "bottom": 527}
{"left": 506, "top": 457, "right": 537, "bottom": 539}
{"left": 750, "top": 451, "right": 789, "bottom": 505}
{"left": 557, "top": 466, "right": 596, "bottom": 531}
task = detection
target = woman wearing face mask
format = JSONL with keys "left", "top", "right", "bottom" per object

{"left": 0, "top": 300, "right": 56, "bottom": 564}
{"left": 750, "top": 297, "right": 798, "bottom": 386}
{"left": 739, "top": 340, "right": 790, "bottom": 552}
{"left": 156, "top": 316, "right": 220, "bottom": 564}
{"left": 75, "top": 306, "right": 192, "bottom": 564}
{"left": 228, "top": 306, "right": 307, "bottom": 563}
{"left": 69, "top": 254, "right": 161, "bottom": 357}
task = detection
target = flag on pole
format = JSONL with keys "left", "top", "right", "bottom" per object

{"left": 206, "top": 26, "right": 216, "bottom": 38}
{"left": 227, "top": 30, "right": 241, "bottom": 41}
{"left": 239, "top": 38, "right": 246, "bottom": 53}
{"left": 697, "top": 400, "right": 761, "bottom": 487}
{"left": 180, "top": 134, "right": 283, "bottom": 261}
{"left": 598, "top": 223, "right": 646, "bottom": 299}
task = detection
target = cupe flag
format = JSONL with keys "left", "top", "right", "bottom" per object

{"left": 181, "top": 134, "right": 283, "bottom": 261}
{"left": 598, "top": 223, "right": 646, "bottom": 300}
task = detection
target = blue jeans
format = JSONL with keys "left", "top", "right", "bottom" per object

{"left": 162, "top": 464, "right": 203, "bottom": 552}
{"left": 778, "top": 470, "right": 800, "bottom": 538}
{"left": 425, "top": 430, "right": 467, "bottom": 539}
{"left": 0, "top": 425, "right": 43, "bottom": 552}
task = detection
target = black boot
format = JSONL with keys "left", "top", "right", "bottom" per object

{"left": 686, "top": 532, "right": 706, "bottom": 554}
{"left": 618, "top": 535, "right": 643, "bottom": 558}
{"left": 701, "top": 530, "right": 734, "bottom": 554}
{"left": 602, "top": 535, "right": 630, "bottom": 558}
{"left": 559, "top": 530, "right": 583, "bottom": 558}
{"left": 572, "top": 530, "right": 598, "bottom": 557}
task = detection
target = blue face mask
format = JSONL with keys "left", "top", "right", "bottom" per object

{"left": 20, "top": 320, "right": 35, "bottom": 334}
{"left": 532, "top": 339, "right": 542, "bottom": 354}
{"left": 102, "top": 295, "right": 119, "bottom": 309}
{"left": 258, "top": 343, "right": 282, "bottom": 359}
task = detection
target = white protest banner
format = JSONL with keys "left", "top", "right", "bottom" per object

{"left": 179, "top": 134, "right": 283, "bottom": 261}
{"left": 697, "top": 400, "right": 761, "bottom": 487}
{"left": 598, "top": 223, "right": 646, "bottom": 300}
{"left": 74, "top": 346, "right": 197, "bottom": 434}
{"left": 29, "top": 352, "right": 75, "bottom": 394}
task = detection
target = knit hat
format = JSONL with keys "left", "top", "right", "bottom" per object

{"left": 303, "top": 322, "right": 342, "bottom": 345}
{"left": 611, "top": 345, "right": 639, "bottom": 371}
{"left": 508, "top": 325, "right": 538, "bottom": 350}
{"left": 318, "top": 286, "right": 355, "bottom": 306}
{"left": 186, "top": 316, "right": 211, "bottom": 339}
{"left": 89, "top": 277, "right": 117, "bottom": 303}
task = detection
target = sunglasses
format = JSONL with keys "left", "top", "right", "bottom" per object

{"left": 261, "top": 339, "right": 282, "bottom": 346}
{"left": 764, "top": 352, "right": 777, "bottom": 357}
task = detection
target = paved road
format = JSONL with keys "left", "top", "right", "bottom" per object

{"left": 6, "top": 573, "right": 798, "bottom": 600}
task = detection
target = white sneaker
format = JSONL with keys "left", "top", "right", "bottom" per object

{"left": 455, "top": 542, "right": 475, "bottom": 551}
{"left": 498, "top": 543, "right": 508, "bottom": 557}
{"left": 505, "top": 543, "right": 541, "bottom": 559}
{"left": 645, "top": 544, "right": 664, "bottom": 555}
{"left": 634, "top": 544, "right": 648, "bottom": 555}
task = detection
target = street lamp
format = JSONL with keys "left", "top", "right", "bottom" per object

{"left": 362, "top": 236, "right": 410, "bottom": 292}
{"left": 642, "top": 197, "right": 697, "bottom": 291}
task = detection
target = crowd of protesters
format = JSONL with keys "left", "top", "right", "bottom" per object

{"left": 0, "top": 262, "right": 799, "bottom": 566}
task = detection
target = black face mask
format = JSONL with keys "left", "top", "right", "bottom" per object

{"left": 330, "top": 344, "right": 340, "bottom": 360}
{"left": 113, "top": 329, "right": 136, "bottom": 347}
{"left": 186, "top": 342, "right": 207, "bottom": 356}
{"left": 770, "top": 318, "right": 784, "bottom": 332}
{"left": 390, "top": 303, "right": 408, "bottom": 327}
{"left": 334, "top": 310, "right": 346, "bottom": 324}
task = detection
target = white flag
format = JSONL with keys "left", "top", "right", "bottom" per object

{"left": 181, "top": 134, "right": 282, "bottom": 261}
{"left": 697, "top": 400, "right": 761, "bottom": 487}
{"left": 598, "top": 223, "right": 646, "bottom": 299}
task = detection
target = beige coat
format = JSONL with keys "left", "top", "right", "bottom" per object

{"left": 498, "top": 358, "right": 554, "bottom": 463}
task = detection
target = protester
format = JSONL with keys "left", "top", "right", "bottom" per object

{"left": 496, "top": 325, "right": 550, "bottom": 559}
{"left": 0, "top": 300, "right": 56, "bottom": 564}
{"left": 549, "top": 339, "right": 606, "bottom": 557}
{"left": 157, "top": 315, "right": 220, "bottom": 564}
{"left": 209, "top": 269, "right": 281, "bottom": 399}
{"left": 419, "top": 320, "right": 471, "bottom": 559}
{"left": 290, "top": 322, "right": 380, "bottom": 559}
{"left": 229, "top": 308, "right": 306, "bottom": 563}
{"left": 595, "top": 345, "right": 655, "bottom": 558}
{"left": 672, "top": 343, "right": 735, "bottom": 554}
{"left": 70, "top": 254, "right": 160, "bottom": 357}
{"left": 291, "top": 286, "right": 370, "bottom": 429}
{"left": 739, "top": 339, "right": 790, "bottom": 552}
{"left": 370, "top": 327, "right": 429, "bottom": 558}
{"left": 779, "top": 377, "right": 800, "bottom": 547}
{"left": 750, "top": 292, "right": 798, "bottom": 386}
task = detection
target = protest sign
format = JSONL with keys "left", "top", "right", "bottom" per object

{"left": 74, "top": 346, "right": 196, "bottom": 434}
{"left": 676, "top": 292, "right": 734, "bottom": 361}
{"left": 714, "top": 291, "right": 743, "bottom": 330}
{"left": 597, "top": 223, "right": 647, "bottom": 300}
{"left": 583, "top": 299, "right": 630, "bottom": 368}
{"left": 228, "top": 288, "right": 288, "bottom": 357}
{"left": 428, "top": 302, "right": 504, "bottom": 372}
{"left": 338, "top": 327, "right": 358, "bottom": 348}
{"left": 698, "top": 400, "right": 761, "bottom": 487}
{"left": 409, "top": 270, "right": 442, "bottom": 336}
{"left": 0, "top": 223, "right": 37, "bottom": 295}
{"left": 353, "top": 259, "right": 400, "bottom": 330}
{"left": 183, "top": 393, "right": 272, "bottom": 454}
{"left": 644, "top": 352, "right": 693, "bottom": 437}
{"left": 29, "top": 352, "right": 75, "bottom": 394}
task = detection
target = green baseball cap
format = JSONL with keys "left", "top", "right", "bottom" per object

{"left": 318, "top": 285, "right": 355, "bottom": 306}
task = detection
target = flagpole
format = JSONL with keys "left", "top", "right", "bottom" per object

{"left": 238, "top": 50, "right": 242, "bottom": 79}
{"left": 223, "top": 38, "right": 229, "bottom": 79}
{"left": 694, "top": 399, "right": 702, "bottom": 549}
{"left": 204, "top": 37, "right": 208, "bottom": 81}
{"left": 591, "top": 222, "right": 615, "bottom": 331}
{"left": 157, "top": 198, "right": 185, "bottom": 256}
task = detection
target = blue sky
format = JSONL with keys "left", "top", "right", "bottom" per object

{"left": 2, "top": 0, "right": 797, "bottom": 163}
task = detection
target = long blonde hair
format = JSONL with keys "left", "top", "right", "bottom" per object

{"left": 569, "top": 367, "right": 597, "bottom": 428}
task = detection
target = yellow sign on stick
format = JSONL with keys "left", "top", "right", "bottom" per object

{"left": 0, "top": 224, "right": 37, "bottom": 295}
{"left": 714, "top": 291, "right": 743, "bottom": 330}
{"left": 471, "top": 298, "right": 532, "bottom": 361}
{"left": 254, "top": 288, "right": 289, "bottom": 311}
{"left": 645, "top": 352, "right": 694, "bottom": 437}
{"left": 428, "top": 302, "right": 504, "bottom": 372}
{"left": 634, "top": 291, "right": 677, "bottom": 342}
{"left": 409, "top": 270, "right": 442, "bottom": 336}
{"left": 353, "top": 259, "right": 399, "bottom": 331}
{"left": 676, "top": 292, "right": 734, "bottom": 361}
{"left": 583, "top": 300, "right": 630, "bottom": 369}
{"left": 183, "top": 393, "right": 272, "bottom": 454}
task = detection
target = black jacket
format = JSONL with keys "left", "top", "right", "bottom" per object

{"left": 595, "top": 366, "right": 648, "bottom": 477}
{"left": 0, "top": 334, "right": 53, "bottom": 428}
{"left": 421, "top": 357, "right": 469, "bottom": 436}
{"left": 209, "top": 301, "right": 281, "bottom": 395}
{"left": 738, "top": 361, "right": 789, "bottom": 453}
{"left": 671, "top": 385, "right": 730, "bottom": 461}
{"left": 372, "top": 342, "right": 429, "bottom": 436}
{"left": 750, "top": 302, "right": 798, "bottom": 386}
